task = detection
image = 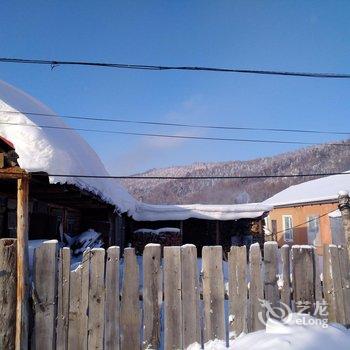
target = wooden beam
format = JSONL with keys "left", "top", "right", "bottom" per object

{"left": 0, "top": 166, "right": 26, "bottom": 180}
{"left": 15, "top": 176, "right": 29, "bottom": 350}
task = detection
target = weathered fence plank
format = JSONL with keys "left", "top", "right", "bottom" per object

{"left": 202, "top": 246, "right": 225, "bottom": 343}
{"left": 120, "top": 248, "right": 141, "bottom": 350}
{"left": 57, "top": 248, "right": 71, "bottom": 350}
{"left": 67, "top": 267, "right": 82, "bottom": 350}
{"left": 33, "top": 240, "right": 59, "bottom": 350}
{"left": 0, "top": 239, "right": 17, "bottom": 350}
{"left": 323, "top": 245, "right": 346, "bottom": 323}
{"left": 164, "top": 246, "right": 183, "bottom": 350}
{"left": 88, "top": 248, "right": 106, "bottom": 350}
{"left": 143, "top": 244, "right": 162, "bottom": 350}
{"left": 292, "top": 246, "right": 315, "bottom": 314}
{"left": 248, "top": 243, "right": 264, "bottom": 332}
{"left": 68, "top": 249, "right": 90, "bottom": 350}
{"left": 228, "top": 245, "right": 247, "bottom": 337}
{"left": 80, "top": 249, "right": 90, "bottom": 349}
{"left": 280, "top": 245, "right": 291, "bottom": 308}
{"left": 338, "top": 245, "right": 350, "bottom": 325}
{"left": 181, "top": 244, "right": 200, "bottom": 348}
{"left": 105, "top": 246, "right": 120, "bottom": 350}
{"left": 264, "top": 242, "right": 279, "bottom": 311}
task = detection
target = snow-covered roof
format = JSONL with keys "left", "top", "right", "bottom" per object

{"left": 0, "top": 80, "right": 136, "bottom": 214}
{"left": 263, "top": 172, "right": 350, "bottom": 207}
{"left": 132, "top": 202, "right": 272, "bottom": 221}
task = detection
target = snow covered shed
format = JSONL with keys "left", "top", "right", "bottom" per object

{"left": 128, "top": 202, "right": 272, "bottom": 254}
{"left": 263, "top": 172, "right": 349, "bottom": 251}
{"left": 0, "top": 80, "right": 136, "bottom": 246}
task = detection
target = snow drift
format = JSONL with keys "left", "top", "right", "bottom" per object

{"left": 187, "top": 314, "right": 350, "bottom": 350}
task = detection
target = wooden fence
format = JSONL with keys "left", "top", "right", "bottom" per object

{"left": 1, "top": 239, "right": 350, "bottom": 349}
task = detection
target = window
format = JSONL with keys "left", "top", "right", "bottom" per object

{"left": 283, "top": 215, "right": 293, "bottom": 241}
{"left": 307, "top": 215, "right": 320, "bottom": 246}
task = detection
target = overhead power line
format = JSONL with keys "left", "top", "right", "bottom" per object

{"left": 23, "top": 171, "right": 350, "bottom": 180}
{"left": 1, "top": 57, "right": 350, "bottom": 79}
{"left": 0, "top": 120, "right": 349, "bottom": 147}
{"left": 276, "top": 210, "right": 335, "bottom": 235}
{"left": 3, "top": 110, "right": 350, "bottom": 136}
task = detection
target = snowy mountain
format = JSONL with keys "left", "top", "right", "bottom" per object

{"left": 121, "top": 141, "right": 350, "bottom": 204}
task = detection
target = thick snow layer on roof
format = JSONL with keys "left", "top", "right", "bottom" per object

{"left": 132, "top": 202, "right": 272, "bottom": 221}
{"left": 0, "top": 80, "right": 136, "bottom": 213}
{"left": 263, "top": 172, "right": 350, "bottom": 207}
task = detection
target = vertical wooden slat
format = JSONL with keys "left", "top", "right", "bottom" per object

{"left": 323, "top": 245, "right": 346, "bottom": 323}
{"left": 164, "top": 246, "right": 182, "bottom": 350}
{"left": 338, "top": 245, "right": 350, "bottom": 324}
{"left": 68, "top": 249, "right": 91, "bottom": 350}
{"left": 181, "top": 244, "right": 200, "bottom": 348}
{"left": 88, "top": 248, "right": 105, "bottom": 350}
{"left": 33, "top": 240, "right": 59, "bottom": 350}
{"left": 120, "top": 248, "right": 141, "bottom": 350}
{"left": 15, "top": 176, "right": 29, "bottom": 350}
{"left": 292, "top": 246, "right": 315, "bottom": 314}
{"left": 142, "top": 244, "right": 162, "bottom": 350}
{"left": 80, "top": 249, "right": 90, "bottom": 349}
{"left": 248, "top": 243, "right": 264, "bottom": 332}
{"left": 0, "top": 238, "right": 17, "bottom": 350}
{"left": 57, "top": 248, "right": 71, "bottom": 350}
{"left": 105, "top": 246, "right": 120, "bottom": 350}
{"left": 314, "top": 250, "right": 323, "bottom": 303}
{"left": 264, "top": 242, "right": 279, "bottom": 310}
{"left": 280, "top": 245, "right": 291, "bottom": 308}
{"left": 202, "top": 246, "right": 225, "bottom": 343}
{"left": 67, "top": 267, "right": 82, "bottom": 350}
{"left": 228, "top": 245, "right": 247, "bottom": 337}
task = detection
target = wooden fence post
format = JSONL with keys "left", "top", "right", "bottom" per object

{"left": 228, "top": 245, "right": 247, "bottom": 337}
{"left": 248, "top": 243, "right": 264, "bottom": 332}
{"left": 143, "top": 244, "right": 162, "bottom": 350}
{"left": 181, "top": 244, "right": 200, "bottom": 348}
{"left": 202, "top": 246, "right": 225, "bottom": 343}
{"left": 15, "top": 176, "right": 29, "bottom": 350}
{"left": 292, "top": 246, "right": 315, "bottom": 314}
{"left": 263, "top": 242, "right": 279, "bottom": 310}
{"left": 120, "top": 248, "right": 141, "bottom": 350}
{"left": 338, "top": 191, "right": 350, "bottom": 260}
{"left": 105, "top": 246, "right": 120, "bottom": 350}
{"left": 323, "top": 245, "right": 347, "bottom": 324}
{"left": 0, "top": 239, "right": 17, "bottom": 350}
{"left": 280, "top": 245, "right": 291, "bottom": 308}
{"left": 33, "top": 240, "right": 59, "bottom": 350}
{"left": 88, "top": 248, "right": 105, "bottom": 350}
{"left": 164, "top": 246, "right": 182, "bottom": 350}
{"left": 57, "top": 248, "right": 71, "bottom": 350}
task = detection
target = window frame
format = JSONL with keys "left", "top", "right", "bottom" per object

{"left": 307, "top": 215, "right": 320, "bottom": 246}
{"left": 282, "top": 215, "right": 294, "bottom": 242}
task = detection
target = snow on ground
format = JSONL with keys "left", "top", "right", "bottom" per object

{"left": 0, "top": 79, "right": 136, "bottom": 214}
{"left": 263, "top": 172, "right": 350, "bottom": 207}
{"left": 187, "top": 314, "right": 350, "bottom": 350}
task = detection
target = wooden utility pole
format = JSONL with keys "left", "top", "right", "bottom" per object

{"left": 15, "top": 176, "right": 29, "bottom": 350}
{"left": 338, "top": 190, "right": 350, "bottom": 260}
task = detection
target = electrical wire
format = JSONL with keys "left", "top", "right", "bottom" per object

{"left": 0, "top": 120, "right": 349, "bottom": 147}
{"left": 3, "top": 110, "right": 350, "bottom": 136}
{"left": 1, "top": 57, "right": 350, "bottom": 79}
{"left": 21, "top": 171, "right": 350, "bottom": 180}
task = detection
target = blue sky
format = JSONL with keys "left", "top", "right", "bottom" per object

{"left": 0, "top": 1, "right": 349, "bottom": 174}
